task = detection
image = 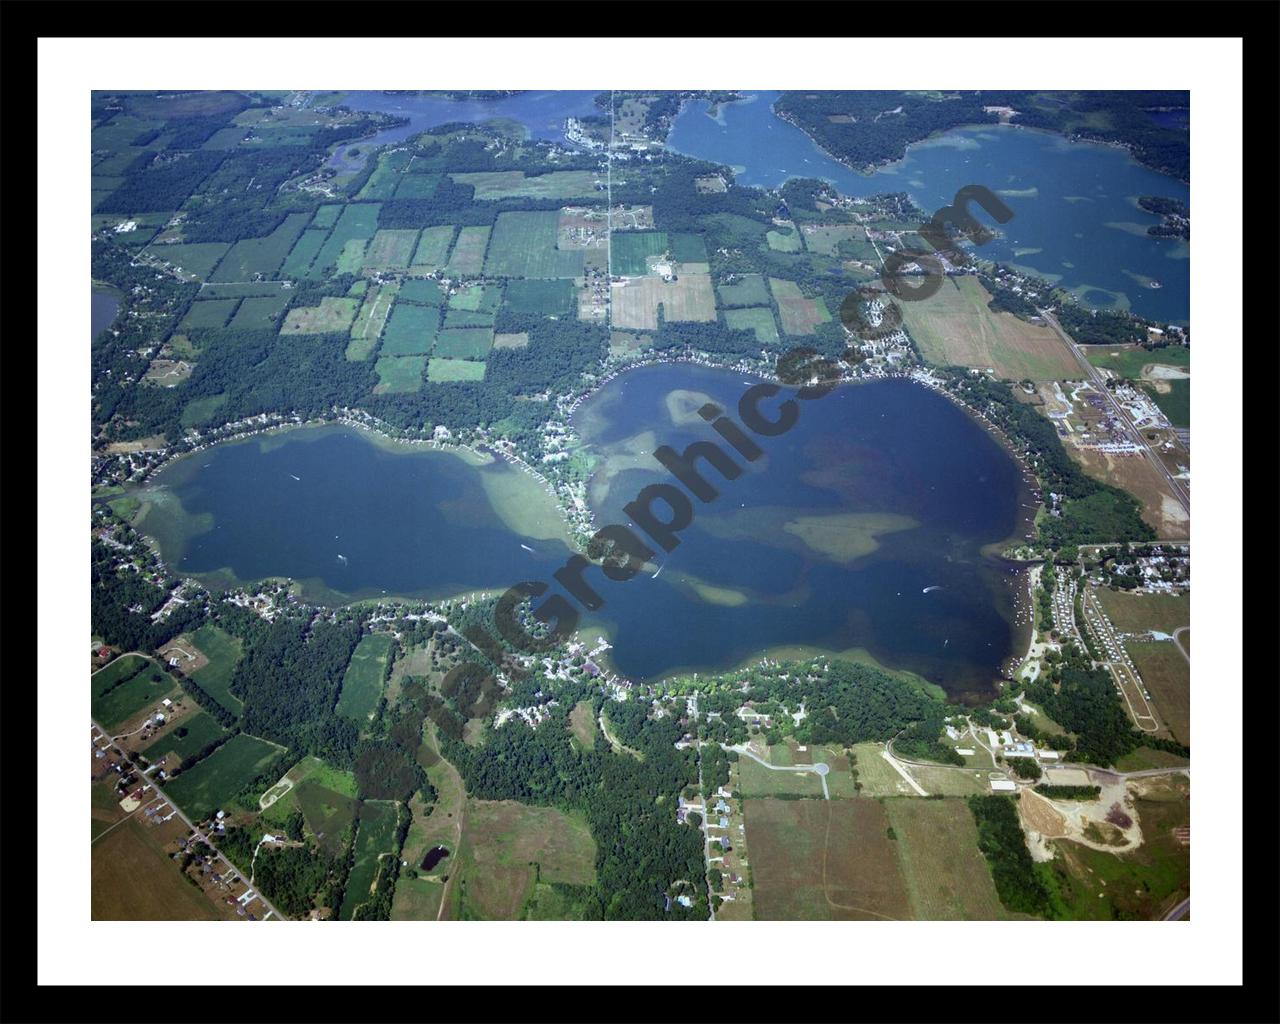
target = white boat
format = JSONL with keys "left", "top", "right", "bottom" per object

{"left": 289, "top": 474, "right": 301, "bottom": 481}
{"left": 520, "top": 544, "right": 535, "bottom": 553}
{"left": 923, "top": 585, "right": 942, "bottom": 594}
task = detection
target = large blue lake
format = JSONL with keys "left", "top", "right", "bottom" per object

{"left": 668, "top": 91, "right": 1189, "bottom": 323}
{"left": 140, "top": 369, "right": 1031, "bottom": 700}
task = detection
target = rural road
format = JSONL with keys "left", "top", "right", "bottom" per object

{"left": 1164, "top": 896, "right": 1191, "bottom": 921}
{"left": 1173, "top": 626, "right": 1190, "bottom": 664}
{"left": 91, "top": 716, "right": 287, "bottom": 922}
{"left": 1039, "top": 309, "right": 1190, "bottom": 514}
{"left": 730, "top": 745, "right": 830, "bottom": 799}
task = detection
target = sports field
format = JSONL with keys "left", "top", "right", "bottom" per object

{"left": 724, "top": 307, "right": 779, "bottom": 344}
{"left": 410, "top": 226, "right": 456, "bottom": 272}
{"left": 716, "top": 273, "right": 771, "bottom": 308}
{"left": 280, "top": 296, "right": 359, "bottom": 335}
{"left": 336, "top": 633, "right": 394, "bottom": 724}
{"left": 427, "top": 357, "right": 486, "bottom": 383}
{"left": 611, "top": 275, "right": 717, "bottom": 330}
{"left": 187, "top": 624, "right": 244, "bottom": 714}
{"left": 163, "top": 733, "right": 285, "bottom": 820}
{"left": 92, "top": 656, "right": 178, "bottom": 731}
{"left": 900, "top": 275, "right": 1079, "bottom": 380}
{"left": 485, "top": 212, "right": 583, "bottom": 279}
{"left": 745, "top": 798, "right": 911, "bottom": 920}
{"left": 884, "top": 798, "right": 1011, "bottom": 920}
{"left": 444, "top": 226, "right": 490, "bottom": 277}
{"left": 452, "top": 170, "right": 599, "bottom": 200}
{"left": 769, "top": 278, "right": 833, "bottom": 336}
{"left": 339, "top": 800, "right": 401, "bottom": 920}
{"left": 374, "top": 355, "right": 427, "bottom": 393}
{"left": 379, "top": 303, "right": 440, "bottom": 356}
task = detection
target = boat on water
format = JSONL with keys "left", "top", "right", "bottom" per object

{"left": 337, "top": 554, "right": 348, "bottom": 565}
{"left": 923, "top": 585, "right": 943, "bottom": 594}
{"left": 289, "top": 474, "right": 301, "bottom": 481}
{"left": 651, "top": 563, "right": 663, "bottom": 579}
{"left": 520, "top": 544, "right": 535, "bottom": 553}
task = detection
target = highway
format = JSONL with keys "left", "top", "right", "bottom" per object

{"left": 1038, "top": 308, "right": 1190, "bottom": 513}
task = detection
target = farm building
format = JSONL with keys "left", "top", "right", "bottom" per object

{"left": 989, "top": 779, "right": 1017, "bottom": 792}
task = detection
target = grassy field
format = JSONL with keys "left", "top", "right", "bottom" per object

{"left": 336, "top": 633, "right": 394, "bottom": 725}
{"left": 394, "top": 172, "right": 442, "bottom": 198}
{"left": 398, "top": 278, "right": 444, "bottom": 306}
{"left": 769, "top": 278, "right": 833, "bottom": 336}
{"left": 448, "top": 283, "right": 502, "bottom": 313}
{"left": 504, "top": 278, "right": 575, "bottom": 315}
{"left": 346, "top": 281, "right": 399, "bottom": 360}
{"left": 147, "top": 242, "right": 230, "bottom": 280}
{"left": 611, "top": 275, "right": 717, "bottom": 330}
{"left": 1045, "top": 785, "right": 1190, "bottom": 919}
{"left": 745, "top": 798, "right": 911, "bottom": 920}
{"left": 1142, "top": 378, "right": 1190, "bottom": 428}
{"left": 163, "top": 734, "right": 285, "bottom": 820}
{"left": 801, "top": 223, "right": 866, "bottom": 256}
{"left": 339, "top": 800, "right": 401, "bottom": 920}
{"left": 901, "top": 275, "right": 1078, "bottom": 380}
{"left": 434, "top": 328, "right": 494, "bottom": 359}
{"left": 410, "top": 226, "right": 456, "bottom": 272}
{"left": 612, "top": 231, "right": 668, "bottom": 276}
{"left": 717, "top": 273, "right": 772, "bottom": 308}
{"left": 142, "top": 710, "right": 229, "bottom": 762}
{"left": 848, "top": 742, "right": 927, "bottom": 797}
{"left": 884, "top": 798, "right": 1011, "bottom": 919}
{"left": 452, "top": 170, "right": 599, "bottom": 200}
{"left": 362, "top": 229, "right": 420, "bottom": 274}
{"left": 187, "top": 624, "right": 244, "bottom": 714}
{"left": 568, "top": 700, "right": 597, "bottom": 750}
{"left": 428, "top": 357, "right": 486, "bottom": 382}
{"left": 280, "top": 296, "right": 359, "bottom": 335}
{"left": 444, "top": 226, "right": 490, "bottom": 277}
{"left": 307, "top": 202, "right": 381, "bottom": 280}
{"left": 311, "top": 204, "right": 342, "bottom": 228}
{"left": 374, "top": 355, "right": 427, "bottom": 393}
{"left": 228, "top": 293, "right": 292, "bottom": 331}
{"left": 485, "top": 211, "right": 583, "bottom": 279}
{"left": 180, "top": 393, "right": 228, "bottom": 428}
{"left": 379, "top": 302, "right": 440, "bottom": 356}
{"left": 1127, "top": 641, "right": 1190, "bottom": 745}
{"left": 295, "top": 774, "right": 359, "bottom": 858}
{"left": 1093, "top": 589, "right": 1190, "bottom": 634}
{"left": 281, "top": 228, "right": 329, "bottom": 278}
{"left": 92, "top": 656, "right": 177, "bottom": 731}
{"left": 737, "top": 756, "right": 826, "bottom": 798}
{"left": 92, "top": 816, "right": 225, "bottom": 920}
{"left": 766, "top": 223, "right": 804, "bottom": 252}
{"left": 455, "top": 801, "right": 596, "bottom": 920}
{"left": 390, "top": 876, "right": 445, "bottom": 920}
{"left": 444, "top": 309, "right": 494, "bottom": 329}
{"left": 180, "top": 297, "right": 239, "bottom": 331}
{"left": 1086, "top": 344, "right": 1189, "bottom": 379}
{"left": 357, "top": 149, "right": 414, "bottom": 201}
{"left": 211, "top": 212, "right": 310, "bottom": 282}
{"left": 724, "top": 306, "right": 779, "bottom": 344}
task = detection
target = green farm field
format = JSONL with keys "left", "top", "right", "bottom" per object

{"left": 884, "top": 798, "right": 1012, "bottom": 920}
{"left": 346, "top": 281, "right": 399, "bottom": 361}
{"left": 452, "top": 170, "right": 599, "bottom": 200}
{"left": 769, "top": 278, "right": 832, "bottom": 336}
{"left": 724, "top": 306, "right": 779, "bottom": 344}
{"left": 307, "top": 203, "right": 380, "bottom": 280}
{"left": 1093, "top": 589, "right": 1189, "bottom": 634}
{"left": 444, "top": 226, "right": 490, "bottom": 277}
{"left": 716, "top": 273, "right": 771, "bottom": 308}
{"left": 92, "top": 656, "right": 177, "bottom": 731}
{"left": 503, "top": 278, "right": 575, "bottom": 315}
{"left": 281, "top": 228, "right": 328, "bottom": 278}
{"left": 228, "top": 293, "right": 292, "bottom": 331}
{"left": 900, "top": 275, "right": 1078, "bottom": 380}
{"left": 428, "top": 358, "right": 486, "bottom": 383}
{"left": 379, "top": 302, "right": 440, "bottom": 356}
{"left": 1127, "top": 641, "right": 1190, "bottom": 745}
{"left": 362, "top": 229, "right": 420, "bottom": 274}
{"left": 163, "top": 733, "right": 285, "bottom": 820}
{"left": 448, "top": 283, "right": 502, "bottom": 312}
{"left": 147, "top": 242, "right": 230, "bottom": 280}
{"left": 485, "top": 212, "right": 583, "bottom": 279}
{"left": 180, "top": 297, "right": 239, "bottom": 330}
{"left": 339, "top": 800, "right": 402, "bottom": 920}
{"left": 211, "top": 212, "right": 310, "bottom": 282}
{"left": 142, "top": 710, "right": 229, "bottom": 763}
{"left": 336, "top": 633, "right": 394, "bottom": 724}
{"left": 374, "top": 355, "right": 426, "bottom": 393}
{"left": 280, "top": 296, "right": 359, "bottom": 335}
{"left": 612, "top": 231, "right": 668, "bottom": 276}
{"left": 399, "top": 277, "right": 445, "bottom": 306}
{"left": 187, "top": 624, "right": 245, "bottom": 714}
{"left": 410, "top": 226, "right": 456, "bottom": 272}
{"left": 434, "top": 328, "right": 494, "bottom": 359}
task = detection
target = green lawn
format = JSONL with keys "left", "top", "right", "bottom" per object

{"left": 142, "top": 711, "right": 229, "bottom": 762}
{"left": 336, "top": 634, "right": 394, "bottom": 724}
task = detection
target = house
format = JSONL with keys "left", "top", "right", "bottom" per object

{"left": 675, "top": 895, "right": 693, "bottom": 908}
{"left": 718, "top": 817, "right": 730, "bottom": 829}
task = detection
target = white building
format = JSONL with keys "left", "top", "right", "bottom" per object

{"left": 990, "top": 779, "right": 1017, "bottom": 792}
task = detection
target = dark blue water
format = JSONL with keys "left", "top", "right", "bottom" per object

{"left": 139, "top": 369, "right": 1032, "bottom": 698}
{"left": 328, "top": 90, "right": 599, "bottom": 168}
{"left": 92, "top": 287, "right": 121, "bottom": 342}
{"left": 142, "top": 427, "right": 575, "bottom": 604}
{"left": 668, "top": 92, "right": 1189, "bottom": 323}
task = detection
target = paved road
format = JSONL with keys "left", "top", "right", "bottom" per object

{"left": 730, "top": 745, "right": 830, "bottom": 799}
{"left": 1173, "top": 626, "right": 1191, "bottom": 664}
{"left": 1164, "top": 896, "right": 1191, "bottom": 921}
{"left": 1039, "top": 308, "right": 1190, "bottom": 512}
{"left": 91, "top": 717, "right": 287, "bottom": 922}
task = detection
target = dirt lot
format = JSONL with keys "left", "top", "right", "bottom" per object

{"left": 611, "top": 275, "right": 717, "bottom": 330}
{"left": 745, "top": 797, "right": 911, "bottom": 920}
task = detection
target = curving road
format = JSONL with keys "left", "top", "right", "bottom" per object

{"left": 729, "top": 745, "right": 830, "bottom": 799}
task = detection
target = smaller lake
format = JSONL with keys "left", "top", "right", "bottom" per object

{"left": 668, "top": 92, "right": 1189, "bottom": 323}
{"left": 420, "top": 846, "right": 450, "bottom": 871}
{"left": 92, "top": 287, "right": 121, "bottom": 343}
{"left": 327, "top": 90, "right": 600, "bottom": 169}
